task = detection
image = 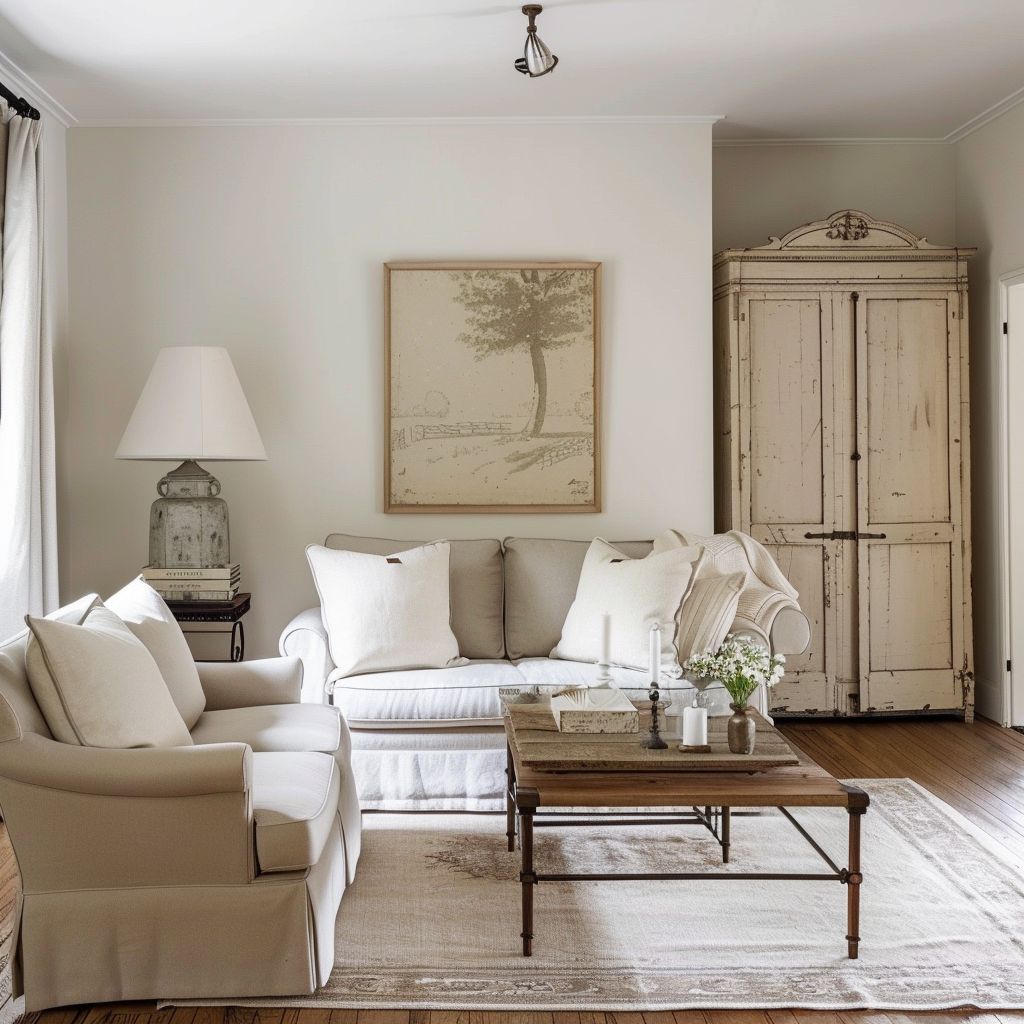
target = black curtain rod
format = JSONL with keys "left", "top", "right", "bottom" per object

{"left": 0, "top": 81, "right": 40, "bottom": 120}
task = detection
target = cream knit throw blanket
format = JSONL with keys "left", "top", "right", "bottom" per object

{"left": 655, "top": 529, "right": 801, "bottom": 643}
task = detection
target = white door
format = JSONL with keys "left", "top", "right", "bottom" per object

{"left": 1004, "top": 277, "right": 1024, "bottom": 726}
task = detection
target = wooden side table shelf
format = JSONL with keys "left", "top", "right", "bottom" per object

{"left": 166, "top": 593, "right": 251, "bottom": 662}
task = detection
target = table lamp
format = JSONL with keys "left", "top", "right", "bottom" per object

{"left": 116, "top": 346, "right": 267, "bottom": 568}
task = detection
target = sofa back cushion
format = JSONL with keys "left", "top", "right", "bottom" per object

{"left": 503, "top": 538, "right": 654, "bottom": 659}
{"left": 324, "top": 534, "right": 505, "bottom": 659}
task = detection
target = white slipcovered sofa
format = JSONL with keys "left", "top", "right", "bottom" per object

{"left": 282, "top": 533, "right": 810, "bottom": 812}
{"left": 0, "top": 586, "right": 362, "bottom": 1011}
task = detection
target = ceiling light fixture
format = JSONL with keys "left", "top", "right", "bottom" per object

{"left": 514, "top": 4, "right": 558, "bottom": 78}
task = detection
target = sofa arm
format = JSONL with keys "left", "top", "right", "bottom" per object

{"left": 769, "top": 607, "right": 811, "bottom": 656}
{"left": 279, "top": 608, "right": 335, "bottom": 704}
{"left": 0, "top": 734, "right": 254, "bottom": 891}
{"left": 198, "top": 656, "right": 303, "bottom": 710}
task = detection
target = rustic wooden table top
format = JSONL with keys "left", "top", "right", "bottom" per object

{"left": 504, "top": 704, "right": 867, "bottom": 811}
{"left": 506, "top": 703, "right": 800, "bottom": 773}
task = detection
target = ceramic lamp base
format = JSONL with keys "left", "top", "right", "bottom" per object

{"left": 149, "top": 459, "right": 230, "bottom": 568}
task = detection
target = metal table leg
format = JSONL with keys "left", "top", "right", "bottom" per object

{"left": 847, "top": 806, "right": 864, "bottom": 959}
{"left": 520, "top": 806, "right": 535, "bottom": 956}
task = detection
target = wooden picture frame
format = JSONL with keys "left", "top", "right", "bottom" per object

{"left": 384, "top": 261, "right": 602, "bottom": 513}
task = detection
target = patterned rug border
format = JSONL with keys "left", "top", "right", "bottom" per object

{"left": 164, "top": 778, "right": 1024, "bottom": 1013}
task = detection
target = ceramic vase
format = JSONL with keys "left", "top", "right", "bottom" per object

{"left": 727, "top": 702, "right": 756, "bottom": 755}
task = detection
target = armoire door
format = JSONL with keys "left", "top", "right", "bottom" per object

{"left": 855, "top": 291, "right": 965, "bottom": 712}
{"left": 739, "top": 291, "right": 841, "bottom": 714}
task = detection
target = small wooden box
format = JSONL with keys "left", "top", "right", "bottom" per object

{"left": 550, "top": 687, "right": 640, "bottom": 734}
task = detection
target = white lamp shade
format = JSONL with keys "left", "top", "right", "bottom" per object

{"left": 116, "top": 346, "right": 267, "bottom": 461}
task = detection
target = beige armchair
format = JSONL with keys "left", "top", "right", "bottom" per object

{"left": 0, "top": 596, "right": 362, "bottom": 1012}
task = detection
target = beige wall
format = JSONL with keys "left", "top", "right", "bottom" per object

{"left": 65, "top": 122, "right": 714, "bottom": 657}
{"left": 955, "top": 101, "right": 1024, "bottom": 722}
{"left": 713, "top": 143, "right": 957, "bottom": 252}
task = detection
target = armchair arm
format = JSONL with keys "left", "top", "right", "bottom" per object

{"left": 279, "top": 608, "right": 335, "bottom": 704}
{"left": 0, "top": 735, "right": 254, "bottom": 891}
{"left": 198, "top": 656, "right": 303, "bottom": 710}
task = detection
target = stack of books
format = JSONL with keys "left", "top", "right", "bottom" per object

{"left": 143, "top": 564, "right": 241, "bottom": 602}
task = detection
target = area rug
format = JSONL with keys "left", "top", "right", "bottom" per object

{"left": 172, "top": 779, "right": 1024, "bottom": 1011}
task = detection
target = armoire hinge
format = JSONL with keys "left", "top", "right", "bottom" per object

{"left": 1004, "top": 322, "right": 1009, "bottom": 335}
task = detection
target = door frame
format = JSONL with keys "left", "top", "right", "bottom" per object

{"left": 999, "top": 271, "right": 1024, "bottom": 726}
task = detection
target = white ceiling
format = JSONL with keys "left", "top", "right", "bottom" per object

{"left": 1, "top": 0, "right": 1023, "bottom": 137}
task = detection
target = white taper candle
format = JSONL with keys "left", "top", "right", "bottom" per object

{"left": 649, "top": 624, "right": 661, "bottom": 685}
{"left": 600, "top": 613, "right": 611, "bottom": 666}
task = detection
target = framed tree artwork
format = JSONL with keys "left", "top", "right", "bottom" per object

{"left": 384, "top": 261, "right": 601, "bottom": 513}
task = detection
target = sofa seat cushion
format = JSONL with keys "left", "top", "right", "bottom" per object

{"left": 252, "top": 751, "right": 340, "bottom": 873}
{"left": 330, "top": 660, "right": 524, "bottom": 728}
{"left": 190, "top": 703, "right": 343, "bottom": 756}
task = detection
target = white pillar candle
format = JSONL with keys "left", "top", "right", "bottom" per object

{"left": 682, "top": 702, "right": 708, "bottom": 747}
{"left": 649, "top": 624, "right": 661, "bottom": 685}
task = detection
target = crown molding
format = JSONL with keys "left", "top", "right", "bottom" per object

{"left": 944, "top": 83, "right": 1024, "bottom": 143}
{"left": 0, "top": 50, "right": 75, "bottom": 127}
{"left": 713, "top": 136, "right": 947, "bottom": 147}
{"left": 715, "top": 82, "right": 1024, "bottom": 148}
{"left": 72, "top": 113, "right": 725, "bottom": 128}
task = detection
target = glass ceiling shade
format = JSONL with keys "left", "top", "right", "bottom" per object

{"left": 116, "top": 346, "right": 266, "bottom": 462}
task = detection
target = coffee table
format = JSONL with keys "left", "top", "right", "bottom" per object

{"left": 503, "top": 704, "right": 869, "bottom": 959}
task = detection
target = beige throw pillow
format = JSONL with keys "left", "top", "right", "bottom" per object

{"left": 307, "top": 541, "right": 465, "bottom": 678}
{"left": 678, "top": 572, "right": 745, "bottom": 660}
{"left": 105, "top": 576, "right": 206, "bottom": 729}
{"left": 550, "top": 538, "right": 703, "bottom": 677}
{"left": 25, "top": 605, "right": 193, "bottom": 748}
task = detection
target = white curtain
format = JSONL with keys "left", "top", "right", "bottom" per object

{"left": 0, "top": 101, "right": 57, "bottom": 638}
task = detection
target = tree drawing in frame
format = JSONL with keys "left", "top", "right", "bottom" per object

{"left": 385, "top": 261, "right": 601, "bottom": 512}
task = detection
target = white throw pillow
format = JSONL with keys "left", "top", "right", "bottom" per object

{"left": 25, "top": 604, "right": 193, "bottom": 748}
{"left": 105, "top": 576, "right": 206, "bottom": 729}
{"left": 550, "top": 538, "right": 703, "bottom": 677}
{"left": 677, "top": 572, "right": 745, "bottom": 661}
{"left": 307, "top": 541, "right": 465, "bottom": 678}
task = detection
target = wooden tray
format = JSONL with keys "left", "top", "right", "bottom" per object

{"left": 505, "top": 703, "right": 800, "bottom": 773}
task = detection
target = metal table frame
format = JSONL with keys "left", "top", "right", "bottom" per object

{"left": 505, "top": 743, "right": 867, "bottom": 960}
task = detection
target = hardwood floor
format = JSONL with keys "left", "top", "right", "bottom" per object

{"left": 13, "top": 717, "right": 1024, "bottom": 1024}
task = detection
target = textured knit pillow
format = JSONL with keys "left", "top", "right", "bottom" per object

{"left": 551, "top": 538, "right": 703, "bottom": 677}
{"left": 677, "top": 572, "right": 745, "bottom": 661}
{"left": 25, "top": 604, "right": 193, "bottom": 748}
{"left": 307, "top": 541, "right": 465, "bottom": 678}
{"left": 106, "top": 576, "right": 206, "bottom": 729}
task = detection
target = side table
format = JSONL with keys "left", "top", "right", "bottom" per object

{"left": 165, "top": 593, "right": 251, "bottom": 662}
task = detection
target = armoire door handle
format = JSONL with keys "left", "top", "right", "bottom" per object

{"left": 803, "top": 530, "right": 887, "bottom": 541}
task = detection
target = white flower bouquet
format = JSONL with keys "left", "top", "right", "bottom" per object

{"left": 683, "top": 634, "right": 785, "bottom": 708}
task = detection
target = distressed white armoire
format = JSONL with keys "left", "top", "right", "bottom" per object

{"left": 713, "top": 210, "right": 974, "bottom": 718}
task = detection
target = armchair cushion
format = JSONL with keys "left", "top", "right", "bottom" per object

{"left": 252, "top": 751, "right": 339, "bottom": 872}
{"left": 25, "top": 605, "right": 192, "bottom": 748}
{"left": 105, "top": 576, "right": 207, "bottom": 728}
{"left": 190, "top": 703, "right": 343, "bottom": 756}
